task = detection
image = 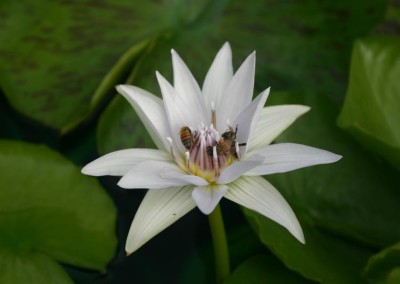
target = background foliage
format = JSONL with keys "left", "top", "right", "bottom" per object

{"left": 1, "top": 0, "right": 399, "bottom": 283}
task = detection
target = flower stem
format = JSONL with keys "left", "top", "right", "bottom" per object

{"left": 208, "top": 204, "right": 230, "bottom": 283}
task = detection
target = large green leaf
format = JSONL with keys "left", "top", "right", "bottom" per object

{"left": 265, "top": 91, "right": 400, "bottom": 248}
{"left": 90, "top": 0, "right": 386, "bottom": 154}
{"left": 364, "top": 241, "right": 400, "bottom": 284}
{"left": 225, "top": 254, "right": 313, "bottom": 284}
{"left": 0, "top": 246, "right": 73, "bottom": 284}
{"left": 244, "top": 209, "right": 373, "bottom": 284}
{"left": 0, "top": 0, "right": 179, "bottom": 132}
{"left": 0, "top": 140, "right": 117, "bottom": 283}
{"left": 337, "top": 37, "right": 400, "bottom": 171}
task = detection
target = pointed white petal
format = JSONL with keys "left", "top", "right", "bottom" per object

{"left": 116, "top": 85, "right": 170, "bottom": 151}
{"left": 202, "top": 42, "right": 233, "bottom": 111}
{"left": 81, "top": 149, "right": 170, "bottom": 176}
{"left": 118, "top": 160, "right": 191, "bottom": 189}
{"left": 246, "top": 143, "right": 342, "bottom": 176}
{"left": 126, "top": 186, "right": 196, "bottom": 254}
{"left": 217, "top": 157, "right": 263, "bottom": 184}
{"left": 225, "top": 176, "right": 304, "bottom": 243}
{"left": 217, "top": 52, "right": 255, "bottom": 131}
{"left": 248, "top": 105, "right": 310, "bottom": 151}
{"left": 234, "top": 88, "right": 270, "bottom": 157}
{"left": 171, "top": 50, "right": 207, "bottom": 124}
{"left": 192, "top": 184, "right": 229, "bottom": 214}
{"left": 156, "top": 72, "right": 190, "bottom": 155}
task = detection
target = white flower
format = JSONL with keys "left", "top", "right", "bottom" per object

{"left": 82, "top": 43, "right": 341, "bottom": 254}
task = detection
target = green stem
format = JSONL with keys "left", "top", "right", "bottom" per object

{"left": 208, "top": 204, "right": 230, "bottom": 283}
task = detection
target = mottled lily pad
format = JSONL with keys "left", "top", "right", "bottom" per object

{"left": 0, "top": 0, "right": 178, "bottom": 132}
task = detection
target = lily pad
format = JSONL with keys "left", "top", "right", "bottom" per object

{"left": 364, "top": 241, "right": 400, "bottom": 284}
{"left": 0, "top": 0, "right": 176, "bottom": 132}
{"left": 0, "top": 140, "right": 117, "bottom": 283}
{"left": 0, "top": 246, "right": 73, "bottom": 284}
{"left": 266, "top": 91, "right": 400, "bottom": 248}
{"left": 337, "top": 37, "right": 400, "bottom": 171}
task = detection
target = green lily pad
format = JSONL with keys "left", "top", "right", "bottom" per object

{"left": 0, "top": 140, "right": 117, "bottom": 283}
{"left": 225, "top": 254, "right": 313, "bottom": 284}
{"left": 266, "top": 91, "right": 400, "bottom": 248}
{"left": 337, "top": 37, "right": 400, "bottom": 171}
{"left": 244, "top": 208, "right": 373, "bottom": 284}
{"left": 364, "top": 241, "right": 400, "bottom": 284}
{"left": 0, "top": 0, "right": 176, "bottom": 132}
{"left": 91, "top": 0, "right": 384, "bottom": 153}
{"left": 0, "top": 246, "right": 73, "bottom": 284}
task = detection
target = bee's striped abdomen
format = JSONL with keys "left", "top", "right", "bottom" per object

{"left": 180, "top": 126, "right": 194, "bottom": 150}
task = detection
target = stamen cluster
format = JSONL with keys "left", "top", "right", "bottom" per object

{"left": 186, "top": 125, "right": 232, "bottom": 180}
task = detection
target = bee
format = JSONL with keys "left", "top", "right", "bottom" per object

{"left": 180, "top": 126, "right": 194, "bottom": 150}
{"left": 207, "top": 125, "right": 246, "bottom": 159}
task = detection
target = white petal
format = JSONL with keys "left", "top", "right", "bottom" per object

{"left": 160, "top": 171, "right": 209, "bottom": 187}
{"left": 118, "top": 160, "right": 191, "bottom": 189}
{"left": 217, "top": 52, "right": 255, "bottom": 131}
{"left": 171, "top": 50, "right": 208, "bottom": 124}
{"left": 156, "top": 72, "right": 190, "bottom": 155}
{"left": 225, "top": 176, "right": 304, "bottom": 243}
{"left": 234, "top": 88, "right": 270, "bottom": 157}
{"left": 126, "top": 186, "right": 196, "bottom": 254}
{"left": 217, "top": 157, "right": 263, "bottom": 184}
{"left": 246, "top": 143, "right": 342, "bottom": 176}
{"left": 81, "top": 149, "right": 170, "bottom": 176}
{"left": 248, "top": 105, "right": 310, "bottom": 151}
{"left": 116, "top": 85, "right": 170, "bottom": 151}
{"left": 192, "top": 184, "right": 229, "bottom": 214}
{"left": 202, "top": 42, "right": 233, "bottom": 112}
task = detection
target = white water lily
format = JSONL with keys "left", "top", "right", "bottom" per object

{"left": 82, "top": 43, "right": 341, "bottom": 254}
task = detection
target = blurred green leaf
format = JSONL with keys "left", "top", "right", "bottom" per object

{"left": 130, "top": 0, "right": 386, "bottom": 98}
{"left": 364, "top": 241, "right": 400, "bottom": 284}
{"left": 372, "top": 0, "right": 400, "bottom": 35}
{"left": 0, "top": 140, "right": 117, "bottom": 283}
{"left": 244, "top": 209, "right": 373, "bottom": 284}
{"left": 337, "top": 37, "right": 400, "bottom": 171}
{"left": 0, "top": 246, "right": 73, "bottom": 284}
{"left": 266, "top": 91, "right": 400, "bottom": 248}
{"left": 0, "top": 0, "right": 177, "bottom": 132}
{"left": 225, "top": 254, "right": 313, "bottom": 284}
{"left": 92, "top": 0, "right": 384, "bottom": 153}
